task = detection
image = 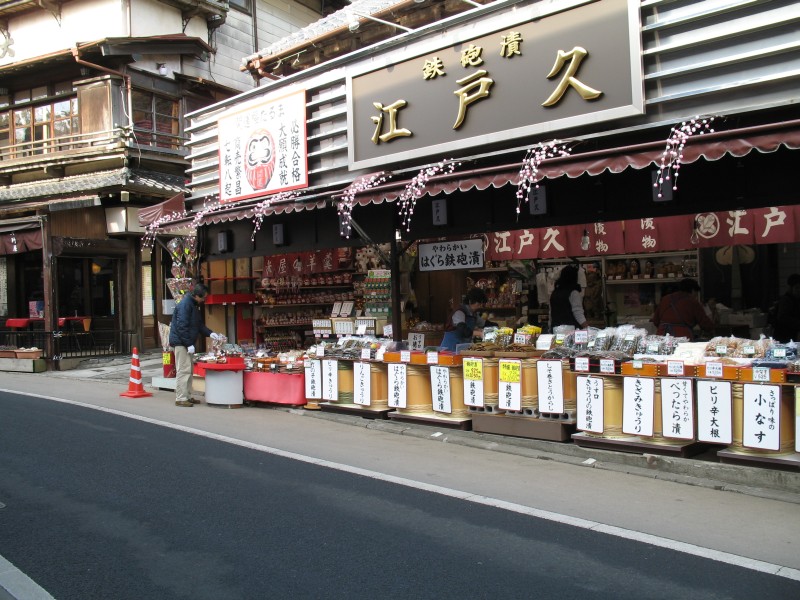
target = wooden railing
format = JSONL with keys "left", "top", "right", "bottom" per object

{"left": 0, "top": 127, "right": 187, "bottom": 165}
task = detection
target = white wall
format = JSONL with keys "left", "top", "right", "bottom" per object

{"left": 1, "top": 0, "right": 128, "bottom": 65}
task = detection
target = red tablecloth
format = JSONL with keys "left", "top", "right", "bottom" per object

{"left": 193, "top": 356, "right": 245, "bottom": 377}
{"left": 244, "top": 371, "right": 306, "bottom": 405}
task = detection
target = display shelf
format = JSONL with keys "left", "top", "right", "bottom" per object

{"left": 257, "top": 322, "right": 313, "bottom": 328}
{"left": 205, "top": 293, "right": 257, "bottom": 305}
{"left": 205, "top": 277, "right": 259, "bottom": 281}
{"left": 469, "top": 268, "right": 509, "bottom": 273}
{"left": 259, "top": 302, "right": 336, "bottom": 308}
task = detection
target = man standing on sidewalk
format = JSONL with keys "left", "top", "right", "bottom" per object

{"left": 168, "top": 283, "right": 222, "bottom": 407}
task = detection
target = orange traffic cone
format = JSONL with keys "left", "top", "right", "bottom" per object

{"left": 120, "top": 347, "right": 153, "bottom": 398}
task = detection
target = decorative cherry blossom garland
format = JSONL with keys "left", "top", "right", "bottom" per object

{"left": 251, "top": 191, "right": 301, "bottom": 240}
{"left": 654, "top": 117, "right": 715, "bottom": 199}
{"left": 515, "top": 141, "right": 571, "bottom": 214}
{"left": 336, "top": 171, "right": 390, "bottom": 238}
{"left": 142, "top": 194, "right": 224, "bottom": 250}
{"left": 398, "top": 160, "right": 460, "bottom": 231}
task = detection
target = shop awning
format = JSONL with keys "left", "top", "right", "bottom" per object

{"left": 190, "top": 118, "right": 800, "bottom": 227}
{"left": 0, "top": 227, "right": 42, "bottom": 255}
{"left": 350, "top": 118, "right": 800, "bottom": 206}
{"left": 138, "top": 193, "right": 187, "bottom": 226}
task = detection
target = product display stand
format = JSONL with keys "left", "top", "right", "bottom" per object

{"left": 319, "top": 403, "right": 391, "bottom": 419}
{"left": 472, "top": 412, "right": 575, "bottom": 442}
{"left": 571, "top": 432, "right": 709, "bottom": 458}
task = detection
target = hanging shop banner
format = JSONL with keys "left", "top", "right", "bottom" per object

{"left": 696, "top": 380, "right": 732, "bottom": 444}
{"left": 218, "top": 89, "right": 308, "bottom": 204}
{"left": 348, "top": 0, "right": 642, "bottom": 170}
{"left": 262, "top": 248, "right": 353, "bottom": 278}
{"left": 486, "top": 204, "right": 800, "bottom": 261}
{"left": 418, "top": 239, "right": 484, "bottom": 271}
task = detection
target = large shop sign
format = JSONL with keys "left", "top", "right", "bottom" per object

{"left": 486, "top": 205, "right": 799, "bottom": 261}
{"left": 348, "top": 0, "right": 642, "bottom": 169}
{"left": 218, "top": 89, "right": 308, "bottom": 204}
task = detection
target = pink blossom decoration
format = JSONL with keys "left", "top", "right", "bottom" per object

{"left": 337, "top": 171, "right": 390, "bottom": 238}
{"left": 654, "top": 117, "right": 715, "bottom": 199}
{"left": 515, "top": 141, "right": 570, "bottom": 214}
{"left": 398, "top": 160, "right": 460, "bottom": 231}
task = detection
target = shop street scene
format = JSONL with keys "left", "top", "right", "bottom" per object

{"left": 2, "top": 0, "right": 800, "bottom": 598}
{"left": 0, "top": 367, "right": 799, "bottom": 599}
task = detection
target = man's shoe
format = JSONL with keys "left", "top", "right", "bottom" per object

{"left": 175, "top": 400, "right": 193, "bottom": 407}
{"left": 189, "top": 398, "right": 202, "bottom": 404}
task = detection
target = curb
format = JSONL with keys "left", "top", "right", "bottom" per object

{"left": 289, "top": 407, "right": 800, "bottom": 504}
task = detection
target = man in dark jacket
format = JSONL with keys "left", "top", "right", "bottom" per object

{"left": 168, "top": 283, "right": 221, "bottom": 407}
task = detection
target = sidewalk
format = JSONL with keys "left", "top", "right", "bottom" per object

{"left": 12, "top": 350, "right": 800, "bottom": 504}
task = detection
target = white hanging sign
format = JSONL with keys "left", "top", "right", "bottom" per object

{"left": 577, "top": 375, "right": 603, "bottom": 433}
{"left": 743, "top": 383, "right": 781, "bottom": 451}
{"left": 462, "top": 358, "right": 484, "bottom": 407}
{"left": 622, "top": 376, "right": 654, "bottom": 436}
{"left": 388, "top": 363, "right": 407, "bottom": 408}
{"left": 304, "top": 359, "right": 321, "bottom": 399}
{"left": 409, "top": 333, "right": 425, "bottom": 350}
{"left": 418, "top": 239, "right": 484, "bottom": 272}
{"left": 353, "top": 361, "right": 371, "bottom": 406}
{"left": 322, "top": 359, "right": 339, "bottom": 401}
{"left": 537, "top": 359, "right": 564, "bottom": 414}
{"left": 430, "top": 366, "right": 452, "bottom": 413}
{"left": 696, "top": 379, "right": 732, "bottom": 444}
{"left": 659, "top": 378, "right": 695, "bottom": 440}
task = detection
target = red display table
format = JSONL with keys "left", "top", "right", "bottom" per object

{"left": 244, "top": 370, "right": 306, "bottom": 406}
{"left": 194, "top": 356, "right": 245, "bottom": 377}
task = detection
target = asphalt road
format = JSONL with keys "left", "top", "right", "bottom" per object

{"left": 1, "top": 391, "right": 799, "bottom": 599}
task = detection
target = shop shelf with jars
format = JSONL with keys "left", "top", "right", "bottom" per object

{"left": 363, "top": 269, "right": 392, "bottom": 317}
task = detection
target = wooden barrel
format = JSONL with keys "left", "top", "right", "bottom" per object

{"left": 562, "top": 361, "right": 577, "bottom": 414}
{"left": 397, "top": 364, "right": 434, "bottom": 416}
{"left": 728, "top": 383, "right": 795, "bottom": 455}
{"left": 432, "top": 366, "right": 470, "bottom": 419}
{"left": 583, "top": 375, "right": 636, "bottom": 439}
{"left": 483, "top": 358, "right": 499, "bottom": 396}
{"left": 647, "top": 379, "right": 693, "bottom": 445}
{"left": 368, "top": 362, "right": 389, "bottom": 409}
{"left": 520, "top": 359, "right": 538, "bottom": 411}
{"left": 333, "top": 360, "right": 354, "bottom": 405}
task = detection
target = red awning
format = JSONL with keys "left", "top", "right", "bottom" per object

{"left": 138, "top": 193, "right": 186, "bottom": 226}
{"left": 0, "top": 228, "right": 42, "bottom": 255}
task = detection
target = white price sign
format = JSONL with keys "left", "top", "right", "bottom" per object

{"left": 376, "top": 347, "right": 386, "bottom": 361}
{"left": 704, "top": 362, "right": 724, "bottom": 378}
{"left": 537, "top": 360, "right": 564, "bottom": 414}
{"left": 622, "top": 376, "right": 655, "bottom": 436}
{"left": 400, "top": 350, "right": 411, "bottom": 363}
{"left": 574, "top": 357, "right": 590, "bottom": 372}
{"left": 577, "top": 375, "right": 604, "bottom": 433}
{"left": 696, "top": 379, "right": 732, "bottom": 444}
{"left": 356, "top": 323, "right": 368, "bottom": 335}
{"left": 383, "top": 324, "right": 393, "bottom": 338}
{"left": 360, "top": 348, "right": 372, "bottom": 360}
{"left": 667, "top": 361, "right": 684, "bottom": 376}
{"left": 426, "top": 351, "right": 439, "bottom": 365}
{"left": 462, "top": 358, "right": 484, "bottom": 407}
{"left": 574, "top": 330, "right": 588, "bottom": 344}
{"left": 599, "top": 359, "right": 616, "bottom": 374}
{"left": 430, "top": 366, "right": 452, "bottom": 413}
{"left": 752, "top": 367, "right": 770, "bottom": 382}
{"left": 409, "top": 333, "right": 425, "bottom": 351}
{"left": 388, "top": 363, "right": 407, "bottom": 408}
{"left": 322, "top": 359, "right": 339, "bottom": 401}
{"left": 304, "top": 359, "right": 321, "bottom": 399}
{"left": 353, "top": 361, "right": 371, "bottom": 406}
{"left": 513, "top": 333, "right": 531, "bottom": 345}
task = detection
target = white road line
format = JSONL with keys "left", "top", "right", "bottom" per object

{"left": 5, "top": 389, "right": 800, "bottom": 584}
{"left": 0, "top": 555, "right": 56, "bottom": 600}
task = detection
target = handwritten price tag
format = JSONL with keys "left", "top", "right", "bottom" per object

{"left": 667, "top": 360, "right": 684, "bottom": 376}
{"left": 574, "top": 357, "right": 590, "bottom": 372}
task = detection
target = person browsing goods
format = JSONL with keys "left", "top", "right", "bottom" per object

{"left": 651, "top": 278, "right": 714, "bottom": 340}
{"left": 549, "top": 265, "right": 589, "bottom": 331}
{"left": 440, "top": 288, "right": 489, "bottom": 351}
{"left": 168, "top": 283, "right": 223, "bottom": 407}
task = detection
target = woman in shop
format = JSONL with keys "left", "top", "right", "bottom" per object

{"left": 440, "top": 288, "right": 489, "bottom": 351}
{"left": 549, "top": 265, "right": 589, "bottom": 331}
{"left": 651, "top": 278, "right": 714, "bottom": 340}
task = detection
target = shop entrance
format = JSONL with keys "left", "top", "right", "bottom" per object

{"left": 56, "top": 257, "right": 120, "bottom": 328}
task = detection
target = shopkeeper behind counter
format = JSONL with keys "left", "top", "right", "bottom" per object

{"left": 651, "top": 278, "right": 715, "bottom": 340}
{"left": 440, "top": 288, "right": 489, "bottom": 351}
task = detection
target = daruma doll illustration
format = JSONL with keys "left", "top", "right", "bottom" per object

{"left": 244, "top": 129, "right": 276, "bottom": 190}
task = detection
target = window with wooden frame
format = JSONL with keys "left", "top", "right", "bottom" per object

{"left": 132, "top": 89, "right": 180, "bottom": 150}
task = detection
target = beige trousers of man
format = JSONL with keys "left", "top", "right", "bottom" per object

{"left": 174, "top": 345, "right": 194, "bottom": 403}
